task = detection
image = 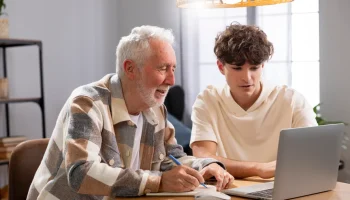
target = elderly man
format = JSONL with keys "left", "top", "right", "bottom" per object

{"left": 27, "top": 25, "right": 233, "bottom": 200}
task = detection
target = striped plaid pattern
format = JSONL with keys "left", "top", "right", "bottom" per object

{"left": 27, "top": 74, "right": 220, "bottom": 200}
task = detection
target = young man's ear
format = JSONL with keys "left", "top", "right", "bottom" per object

{"left": 217, "top": 60, "right": 225, "bottom": 75}
{"left": 123, "top": 60, "right": 138, "bottom": 80}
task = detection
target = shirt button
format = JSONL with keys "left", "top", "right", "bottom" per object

{"left": 109, "top": 159, "right": 115, "bottom": 166}
{"left": 144, "top": 189, "right": 151, "bottom": 194}
{"left": 127, "top": 121, "right": 134, "bottom": 126}
{"left": 159, "top": 153, "right": 164, "bottom": 160}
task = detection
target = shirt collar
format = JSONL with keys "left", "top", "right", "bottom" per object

{"left": 221, "top": 80, "right": 275, "bottom": 116}
{"left": 108, "top": 74, "right": 158, "bottom": 126}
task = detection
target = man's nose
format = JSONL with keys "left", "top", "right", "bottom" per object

{"left": 164, "top": 68, "right": 175, "bottom": 86}
{"left": 241, "top": 70, "right": 251, "bottom": 82}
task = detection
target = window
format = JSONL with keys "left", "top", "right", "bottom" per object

{"left": 258, "top": 0, "right": 319, "bottom": 107}
{"left": 196, "top": 8, "right": 247, "bottom": 91}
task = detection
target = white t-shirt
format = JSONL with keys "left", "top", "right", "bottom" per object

{"left": 190, "top": 81, "right": 318, "bottom": 162}
{"left": 129, "top": 114, "right": 143, "bottom": 170}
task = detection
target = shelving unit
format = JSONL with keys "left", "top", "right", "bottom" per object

{"left": 0, "top": 38, "right": 46, "bottom": 165}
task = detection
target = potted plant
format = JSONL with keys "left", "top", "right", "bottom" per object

{"left": 314, "top": 103, "right": 347, "bottom": 170}
{"left": 313, "top": 103, "right": 347, "bottom": 125}
{"left": 0, "top": 0, "right": 8, "bottom": 38}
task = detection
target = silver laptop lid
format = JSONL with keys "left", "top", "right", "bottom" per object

{"left": 273, "top": 124, "right": 344, "bottom": 200}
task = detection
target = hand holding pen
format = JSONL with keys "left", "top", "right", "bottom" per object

{"left": 169, "top": 154, "right": 208, "bottom": 188}
{"left": 158, "top": 154, "right": 208, "bottom": 192}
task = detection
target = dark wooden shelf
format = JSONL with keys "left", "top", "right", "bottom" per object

{"left": 1, "top": 38, "right": 46, "bottom": 139}
{"left": 0, "top": 38, "right": 42, "bottom": 47}
{"left": 0, "top": 97, "right": 41, "bottom": 104}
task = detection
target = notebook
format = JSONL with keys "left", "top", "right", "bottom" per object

{"left": 146, "top": 184, "right": 217, "bottom": 196}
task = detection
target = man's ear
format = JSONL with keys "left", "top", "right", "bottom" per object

{"left": 123, "top": 60, "right": 138, "bottom": 80}
{"left": 217, "top": 60, "right": 225, "bottom": 75}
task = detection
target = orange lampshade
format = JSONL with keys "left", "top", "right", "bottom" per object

{"left": 176, "top": 0, "right": 294, "bottom": 8}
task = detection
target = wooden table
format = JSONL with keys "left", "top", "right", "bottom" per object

{"left": 116, "top": 177, "right": 350, "bottom": 199}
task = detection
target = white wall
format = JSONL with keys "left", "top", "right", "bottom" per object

{"left": 0, "top": 0, "right": 118, "bottom": 186}
{"left": 319, "top": 0, "right": 350, "bottom": 183}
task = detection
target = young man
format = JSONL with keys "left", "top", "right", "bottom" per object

{"left": 190, "top": 23, "right": 317, "bottom": 179}
{"left": 27, "top": 25, "right": 233, "bottom": 200}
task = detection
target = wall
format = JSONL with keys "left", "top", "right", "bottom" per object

{"left": 319, "top": 0, "right": 350, "bottom": 183}
{"left": 0, "top": 0, "right": 118, "bottom": 186}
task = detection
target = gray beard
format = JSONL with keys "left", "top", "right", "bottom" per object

{"left": 136, "top": 80, "right": 161, "bottom": 108}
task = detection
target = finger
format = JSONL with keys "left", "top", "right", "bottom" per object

{"left": 179, "top": 178, "right": 196, "bottom": 191}
{"left": 215, "top": 173, "right": 224, "bottom": 191}
{"left": 183, "top": 173, "right": 200, "bottom": 188}
{"left": 221, "top": 172, "right": 229, "bottom": 189}
{"left": 184, "top": 167, "right": 205, "bottom": 184}
{"left": 225, "top": 174, "right": 235, "bottom": 189}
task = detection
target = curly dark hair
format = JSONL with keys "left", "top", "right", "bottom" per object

{"left": 214, "top": 23, "right": 274, "bottom": 66}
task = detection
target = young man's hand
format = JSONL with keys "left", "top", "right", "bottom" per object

{"left": 255, "top": 161, "right": 276, "bottom": 179}
{"left": 159, "top": 165, "right": 205, "bottom": 192}
{"left": 199, "top": 163, "right": 234, "bottom": 191}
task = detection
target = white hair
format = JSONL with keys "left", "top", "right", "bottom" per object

{"left": 116, "top": 25, "right": 175, "bottom": 77}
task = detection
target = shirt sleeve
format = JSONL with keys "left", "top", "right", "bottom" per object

{"left": 190, "top": 93, "right": 218, "bottom": 148}
{"left": 291, "top": 91, "right": 318, "bottom": 128}
{"left": 160, "top": 108, "right": 225, "bottom": 171}
{"left": 65, "top": 96, "right": 161, "bottom": 197}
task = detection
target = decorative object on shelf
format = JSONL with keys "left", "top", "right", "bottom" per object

{"left": 0, "top": 0, "right": 8, "bottom": 38}
{"left": 0, "top": 78, "right": 8, "bottom": 99}
{"left": 176, "top": 0, "right": 293, "bottom": 8}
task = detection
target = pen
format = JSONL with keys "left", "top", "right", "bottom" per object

{"left": 168, "top": 154, "right": 208, "bottom": 188}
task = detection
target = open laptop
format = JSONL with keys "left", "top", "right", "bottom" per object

{"left": 222, "top": 124, "right": 345, "bottom": 200}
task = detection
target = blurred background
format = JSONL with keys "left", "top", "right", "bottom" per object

{"left": 0, "top": 0, "right": 349, "bottom": 187}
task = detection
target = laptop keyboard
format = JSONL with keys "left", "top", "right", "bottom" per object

{"left": 247, "top": 189, "right": 273, "bottom": 199}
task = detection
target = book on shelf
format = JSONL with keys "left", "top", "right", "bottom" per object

{"left": 0, "top": 152, "right": 11, "bottom": 160}
{"left": 0, "top": 136, "right": 26, "bottom": 147}
{"left": 0, "top": 145, "right": 16, "bottom": 153}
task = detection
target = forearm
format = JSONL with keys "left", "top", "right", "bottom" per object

{"left": 211, "top": 155, "right": 260, "bottom": 178}
{"left": 195, "top": 152, "right": 259, "bottom": 178}
{"left": 68, "top": 161, "right": 162, "bottom": 196}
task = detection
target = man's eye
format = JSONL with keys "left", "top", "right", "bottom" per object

{"left": 232, "top": 68, "right": 241, "bottom": 70}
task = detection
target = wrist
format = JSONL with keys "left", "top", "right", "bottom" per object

{"left": 252, "top": 162, "right": 262, "bottom": 176}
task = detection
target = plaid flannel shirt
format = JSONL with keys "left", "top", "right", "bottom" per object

{"left": 27, "top": 74, "right": 221, "bottom": 200}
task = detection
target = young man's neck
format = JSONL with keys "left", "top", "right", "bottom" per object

{"left": 232, "top": 82, "right": 262, "bottom": 111}
{"left": 120, "top": 77, "right": 148, "bottom": 115}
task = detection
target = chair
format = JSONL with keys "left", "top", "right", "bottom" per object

{"left": 164, "top": 85, "right": 193, "bottom": 155}
{"left": 164, "top": 85, "right": 185, "bottom": 121}
{"left": 9, "top": 138, "right": 49, "bottom": 200}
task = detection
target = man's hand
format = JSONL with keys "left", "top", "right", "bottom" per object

{"left": 255, "top": 161, "right": 276, "bottom": 179}
{"left": 159, "top": 165, "right": 205, "bottom": 192}
{"left": 199, "top": 163, "right": 234, "bottom": 191}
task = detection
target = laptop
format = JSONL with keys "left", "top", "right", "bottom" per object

{"left": 222, "top": 124, "right": 345, "bottom": 200}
